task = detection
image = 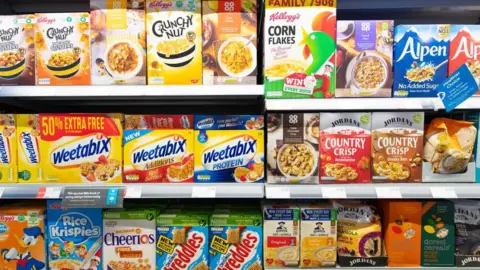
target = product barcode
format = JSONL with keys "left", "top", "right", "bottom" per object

{"left": 38, "top": 78, "right": 50, "bottom": 85}
{"left": 112, "top": 1, "right": 122, "bottom": 8}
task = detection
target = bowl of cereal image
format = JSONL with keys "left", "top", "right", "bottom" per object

{"left": 276, "top": 246, "right": 300, "bottom": 266}
{"left": 264, "top": 59, "right": 306, "bottom": 81}
{"left": 105, "top": 40, "right": 143, "bottom": 80}
{"left": 347, "top": 52, "right": 388, "bottom": 95}
{"left": 156, "top": 38, "right": 196, "bottom": 68}
{"left": 277, "top": 142, "right": 317, "bottom": 180}
{"left": 218, "top": 37, "right": 257, "bottom": 78}
{"left": 46, "top": 49, "right": 81, "bottom": 79}
{"left": 0, "top": 49, "right": 26, "bottom": 79}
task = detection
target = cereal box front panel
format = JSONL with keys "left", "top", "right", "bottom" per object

{"left": 124, "top": 129, "right": 194, "bottom": 183}
{"left": 17, "top": 114, "right": 123, "bottom": 183}
{"left": 146, "top": 0, "right": 202, "bottom": 85}
{"left": 264, "top": 1, "right": 336, "bottom": 99}
{"left": 46, "top": 200, "right": 102, "bottom": 270}
{"left": 35, "top": 13, "right": 91, "bottom": 85}
{"left": 0, "top": 114, "right": 17, "bottom": 183}
{"left": 319, "top": 113, "right": 371, "bottom": 184}
{"left": 125, "top": 114, "right": 193, "bottom": 130}
{"left": 393, "top": 25, "right": 450, "bottom": 97}
{"left": 0, "top": 15, "right": 35, "bottom": 85}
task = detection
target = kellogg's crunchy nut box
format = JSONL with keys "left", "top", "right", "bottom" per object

{"left": 90, "top": 0, "right": 147, "bottom": 85}
{"left": 264, "top": 0, "right": 336, "bottom": 98}
{"left": 0, "top": 15, "right": 35, "bottom": 85}
{"left": 371, "top": 112, "right": 424, "bottom": 183}
{"left": 320, "top": 113, "right": 372, "bottom": 184}
{"left": 17, "top": 114, "right": 123, "bottom": 184}
{"left": 35, "top": 13, "right": 91, "bottom": 85}
{"left": 0, "top": 114, "right": 17, "bottom": 183}
{"left": 146, "top": 0, "right": 202, "bottom": 85}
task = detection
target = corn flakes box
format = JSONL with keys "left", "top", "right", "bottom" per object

{"left": 194, "top": 115, "right": 264, "bottom": 183}
{"left": 156, "top": 212, "right": 209, "bottom": 270}
{"left": 146, "top": 0, "right": 202, "bottom": 85}
{"left": 103, "top": 209, "right": 156, "bottom": 270}
{"left": 209, "top": 210, "right": 263, "bottom": 270}
{"left": 393, "top": 25, "right": 450, "bottom": 97}
{"left": 90, "top": 0, "right": 146, "bottom": 85}
{"left": 264, "top": 0, "right": 336, "bottom": 99}
{"left": 124, "top": 114, "right": 193, "bottom": 130}
{"left": 46, "top": 200, "right": 102, "bottom": 270}
{"left": 0, "top": 205, "right": 47, "bottom": 270}
{"left": 17, "top": 113, "right": 123, "bottom": 183}
{"left": 0, "top": 15, "right": 36, "bottom": 85}
{"left": 35, "top": 13, "right": 91, "bottom": 85}
{"left": 0, "top": 114, "right": 17, "bottom": 183}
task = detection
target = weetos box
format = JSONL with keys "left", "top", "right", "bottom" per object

{"left": 17, "top": 114, "right": 123, "bottom": 183}
{"left": 35, "top": 13, "right": 91, "bottom": 85}
{"left": 0, "top": 114, "right": 17, "bottom": 183}
{"left": 194, "top": 115, "right": 264, "bottom": 183}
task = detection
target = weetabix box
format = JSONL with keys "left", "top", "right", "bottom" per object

{"left": 0, "top": 114, "right": 17, "bottom": 183}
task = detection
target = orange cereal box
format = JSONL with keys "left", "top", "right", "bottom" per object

{"left": 0, "top": 114, "right": 17, "bottom": 183}
{"left": 17, "top": 113, "right": 123, "bottom": 184}
{"left": 35, "top": 13, "right": 91, "bottom": 85}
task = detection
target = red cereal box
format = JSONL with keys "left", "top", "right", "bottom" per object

{"left": 124, "top": 115, "right": 193, "bottom": 130}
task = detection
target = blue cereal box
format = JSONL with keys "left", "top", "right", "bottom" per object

{"left": 393, "top": 25, "right": 451, "bottom": 97}
{"left": 156, "top": 212, "right": 209, "bottom": 270}
{"left": 209, "top": 211, "right": 263, "bottom": 270}
{"left": 46, "top": 200, "right": 102, "bottom": 270}
{"left": 194, "top": 115, "right": 265, "bottom": 183}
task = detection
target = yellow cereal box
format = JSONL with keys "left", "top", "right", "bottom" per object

{"left": 146, "top": 0, "right": 202, "bottom": 85}
{"left": 0, "top": 115, "right": 17, "bottom": 183}
{"left": 17, "top": 114, "right": 123, "bottom": 183}
{"left": 35, "top": 13, "right": 91, "bottom": 85}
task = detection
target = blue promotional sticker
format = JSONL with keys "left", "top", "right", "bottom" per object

{"left": 106, "top": 188, "right": 118, "bottom": 206}
{"left": 436, "top": 64, "right": 478, "bottom": 112}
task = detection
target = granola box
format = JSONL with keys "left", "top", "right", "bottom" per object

{"left": 263, "top": 202, "right": 300, "bottom": 268}
{"left": 319, "top": 113, "right": 371, "bottom": 184}
{"left": 103, "top": 209, "right": 156, "bottom": 270}
{"left": 371, "top": 112, "right": 424, "bottom": 183}
{"left": 0, "top": 15, "right": 35, "bottom": 85}
{"left": 264, "top": 0, "right": 336, "bottom": 98}
{"left": 146, "top": 0, "right": 202, "bottom": 85}
{"left": 194, "top": 115, "right": 264, "bottom": 183}
{"left": 125, "top": 114, "right": 193, "bottom": 130}
{"left": 393, "top": 25, "right": 450, "bottom": 97}
{"left": 336, "top": 20, "right": 394, "bottom": 97}
{"left": 17, "top": 114, "right": 123, "bottom": 183}
{"left": 0, "top": 114, "right": 17, "bottom": 183}
{"left": 202, "top": 0, "right": 258, "bottom": 85}
{"left": 35, "top": 13, "right": 91, "bottom": 85}
{"left": 156, "top": 212, "right": 209, "bottom": 270}
{"left": 90, "top": 0, "right": 147, "bottom": 85}
{"left": 209, "top": 211, "right": 263, "bottom": 270}
{"left": 267, "top": 113, "right": 319, "bottom": 184}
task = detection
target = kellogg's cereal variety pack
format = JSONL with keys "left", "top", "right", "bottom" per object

{"left": 17, "top": 113, "right": 123, "bottom": 183}
{"left": 264, "top": 0, "right": 336, "bottom": 98}
{"left": 0, "top": 114, "right": 17, "bottom": 183}
{"left": 35, "top": 13, "right": 91, "bottom": 85}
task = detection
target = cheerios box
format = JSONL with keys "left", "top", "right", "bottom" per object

{"left": 35, "top": 13, "right": 91, "bottom": 85}
{"left": 194, "top": 115, "right": 264, "bottom": 183}
{"left": 0, "top": 114, "right": 17, "bottom": 183}
{"left": 17, "top": 114, "right": 123, "bottom": 183}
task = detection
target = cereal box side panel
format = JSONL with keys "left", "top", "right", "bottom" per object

{"left": 125, "top": 114, "right": 194, "bottom": 130}
{"left": 0, "top": 114, "right": 17, "bottom": 183}
{"left": 17, "top": 114, "right": 44, "bottom": 183}
{"left": 146, "top": 0, "right": 202, "bottom": 85}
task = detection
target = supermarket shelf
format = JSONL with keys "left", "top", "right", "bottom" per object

{"left": 268, "top": 268, "right": 480, "bottom": 270}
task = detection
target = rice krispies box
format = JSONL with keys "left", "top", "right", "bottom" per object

{"left": 0, "top": 114, "right": 17, "bottom": 183}
{"left": 17, "top": 114, "right": 123, "bottom": 183}
{"left": 393, "top": 25, "right": 450, "bottom": 97}
{"left": 194, "top": 115, "right": 265, "bottom": 183}
{"left": 46, "top": 200, "right": 102, "bottom": 270}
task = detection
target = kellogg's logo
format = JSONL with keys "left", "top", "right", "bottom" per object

{"left": 37, "top": 17, "right": 56, "bottom": 24}
{"left": 148, "top": 0, "right": 173, "bottom": 9}
{"left": 268, "top": 12, "right": 300, "bottom": 23}
{"left": 0, "top": 215, "right": 14, "bottom": 223}
{"left": 217, "top": 232, "right": 260, "bottom": 270}
{"left": 50, "top": 212, "right": 101, "bottom": 244}
{"left": 131, "top": 135, "right": 186, "bottom": 168}
{"left": 51, "top": 134, "right": 111, "bottom": 167}
{"left": 202, "top": 135, "right": 256, "bottom": 171}
{"left": 20, "top": 132, "right": 40, "bottom": 165}
{"left": 196, "top": 118, "right": 214, "bottom": 129}
{"left": 0, "top": 134, "right": 11, "bottom": 164}
{"left": 163, "top": 232, "right": 206, "bottom": 270}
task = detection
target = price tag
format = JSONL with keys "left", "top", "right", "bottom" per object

{"left": 322, "top": 187, "right": 347, "bottom": 199}
{"left": 124, "top": 187, "right": 143, "bottom": 198}
{"left": 376, "top": 187, "right": 402, "bottom": 198}
{"left": 43, "top": 187, "right": 63, "bottom": 199}
{"left": 192, "top": 186, "right": 216, "bottom": 198}
{"left": 0, "top": 187, "right": 5, "bottom": 198}
{"left": 266, "top": 187, "right": 290, "bottom": 199}
{"left": 430, "top": 187, "right": 458, "bottom": 198}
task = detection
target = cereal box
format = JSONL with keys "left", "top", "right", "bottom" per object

{"left": 103, "top": 209, "right": 156, "bottom": 270}
{"left": 156, "top": 212, "right": 209, "bottom": 270}
{"left": 46, "top": 200, "right": 102, "bottom": 270}
{"left": 336, "top": 20, "right": 394, "bottom": 97}
{"left": 194, "top": 115, "right": 264, "bottom": 183}
{"left": 35, "top": 13, "right": 91, "bottom": 85}
{"left": 299, "top": 202, "right": 337, "bottom": 268}
{"left": 449, "top": 25, "right": 480, "bottom": 95}
{"left": 125, "top": 114, "right": 193, "bottom": 130}
{"left": 0, "top": 114, "right": 17, "bottom": 183}
{"left": 90, "top": 0, "right": 147, "bottom": 85}
{"left": 466, "top": 112, "right": 480, "bottom": 183}
{"left": 263, "top": 202, "right": 300, "bottom": 268}
{"left": 264, "top": 0, "right": 336, "bottom": 98}
{"left": 319, "top": 113, "right": 371, "bottom": 184}
{"left": 0, "top": 15, "right": 35, "bottom": 85}
{"left": 371, "top": 112, "right": 424, "bottom": 183}
{"left": 0, "top": 205, "right": 47, "bottom": 270}
{"left": 393, "top": 25, "right": 450, "bottom": 97}
{"left": 146, "top": 0, "right": 202, "bottom": 85}
{"left": 202, "top": 0, "right": 258, "bottom": 85}
{"left": 209, "top": 210, "right": 263, "bottom": 270}
{"left": 267, "top": 113, "right": 319, "bottom": 184}
{"left": 17, "top": 114, "right": 123, "bottom": 184}
{"left": 454, "top": 200, "right": 480, "bottom": 256}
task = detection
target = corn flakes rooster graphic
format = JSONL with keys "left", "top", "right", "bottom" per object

{"left": 1, "top": 227, "right": 46, "bottom": 270}
{"left": 299, "top": 11, "right": 336, "bottom": 98}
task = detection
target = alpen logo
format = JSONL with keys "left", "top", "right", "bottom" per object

{"left": 202, "top": 135, "right": 256, "bottom": 171}
{"left": 163, "top": 232, "right": 206, "bottom": 270}
{"left": 0, "top": 134, "right": 11, "bottom": 164}
{"left": 451, "top": 35, "right": 480, "bottom": 61}
{"left": 196, "top": 118, "right": 214, "bottom": 129}
{"left": 51, "top": 134, "right": 111, "bottom": 167}
{"left": 396, "top": 30, "right": 447, "bottom": 62}
{"left": 217, "top": 232, "right": 260, "bottom": 270}
{"left": 50, "top": 212, "right": 101, "bottom": 245}
{"left": 131, "top": 135, "right": 186, "bottom": 169}
{"left": 20, "top": 132, "right": 40, "bottom": 164}
{"left": 148, "top": 0, "right": 173, "bottom": 9}
{"left": 269, "top": 12, "right": 300, "bottom": 23}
